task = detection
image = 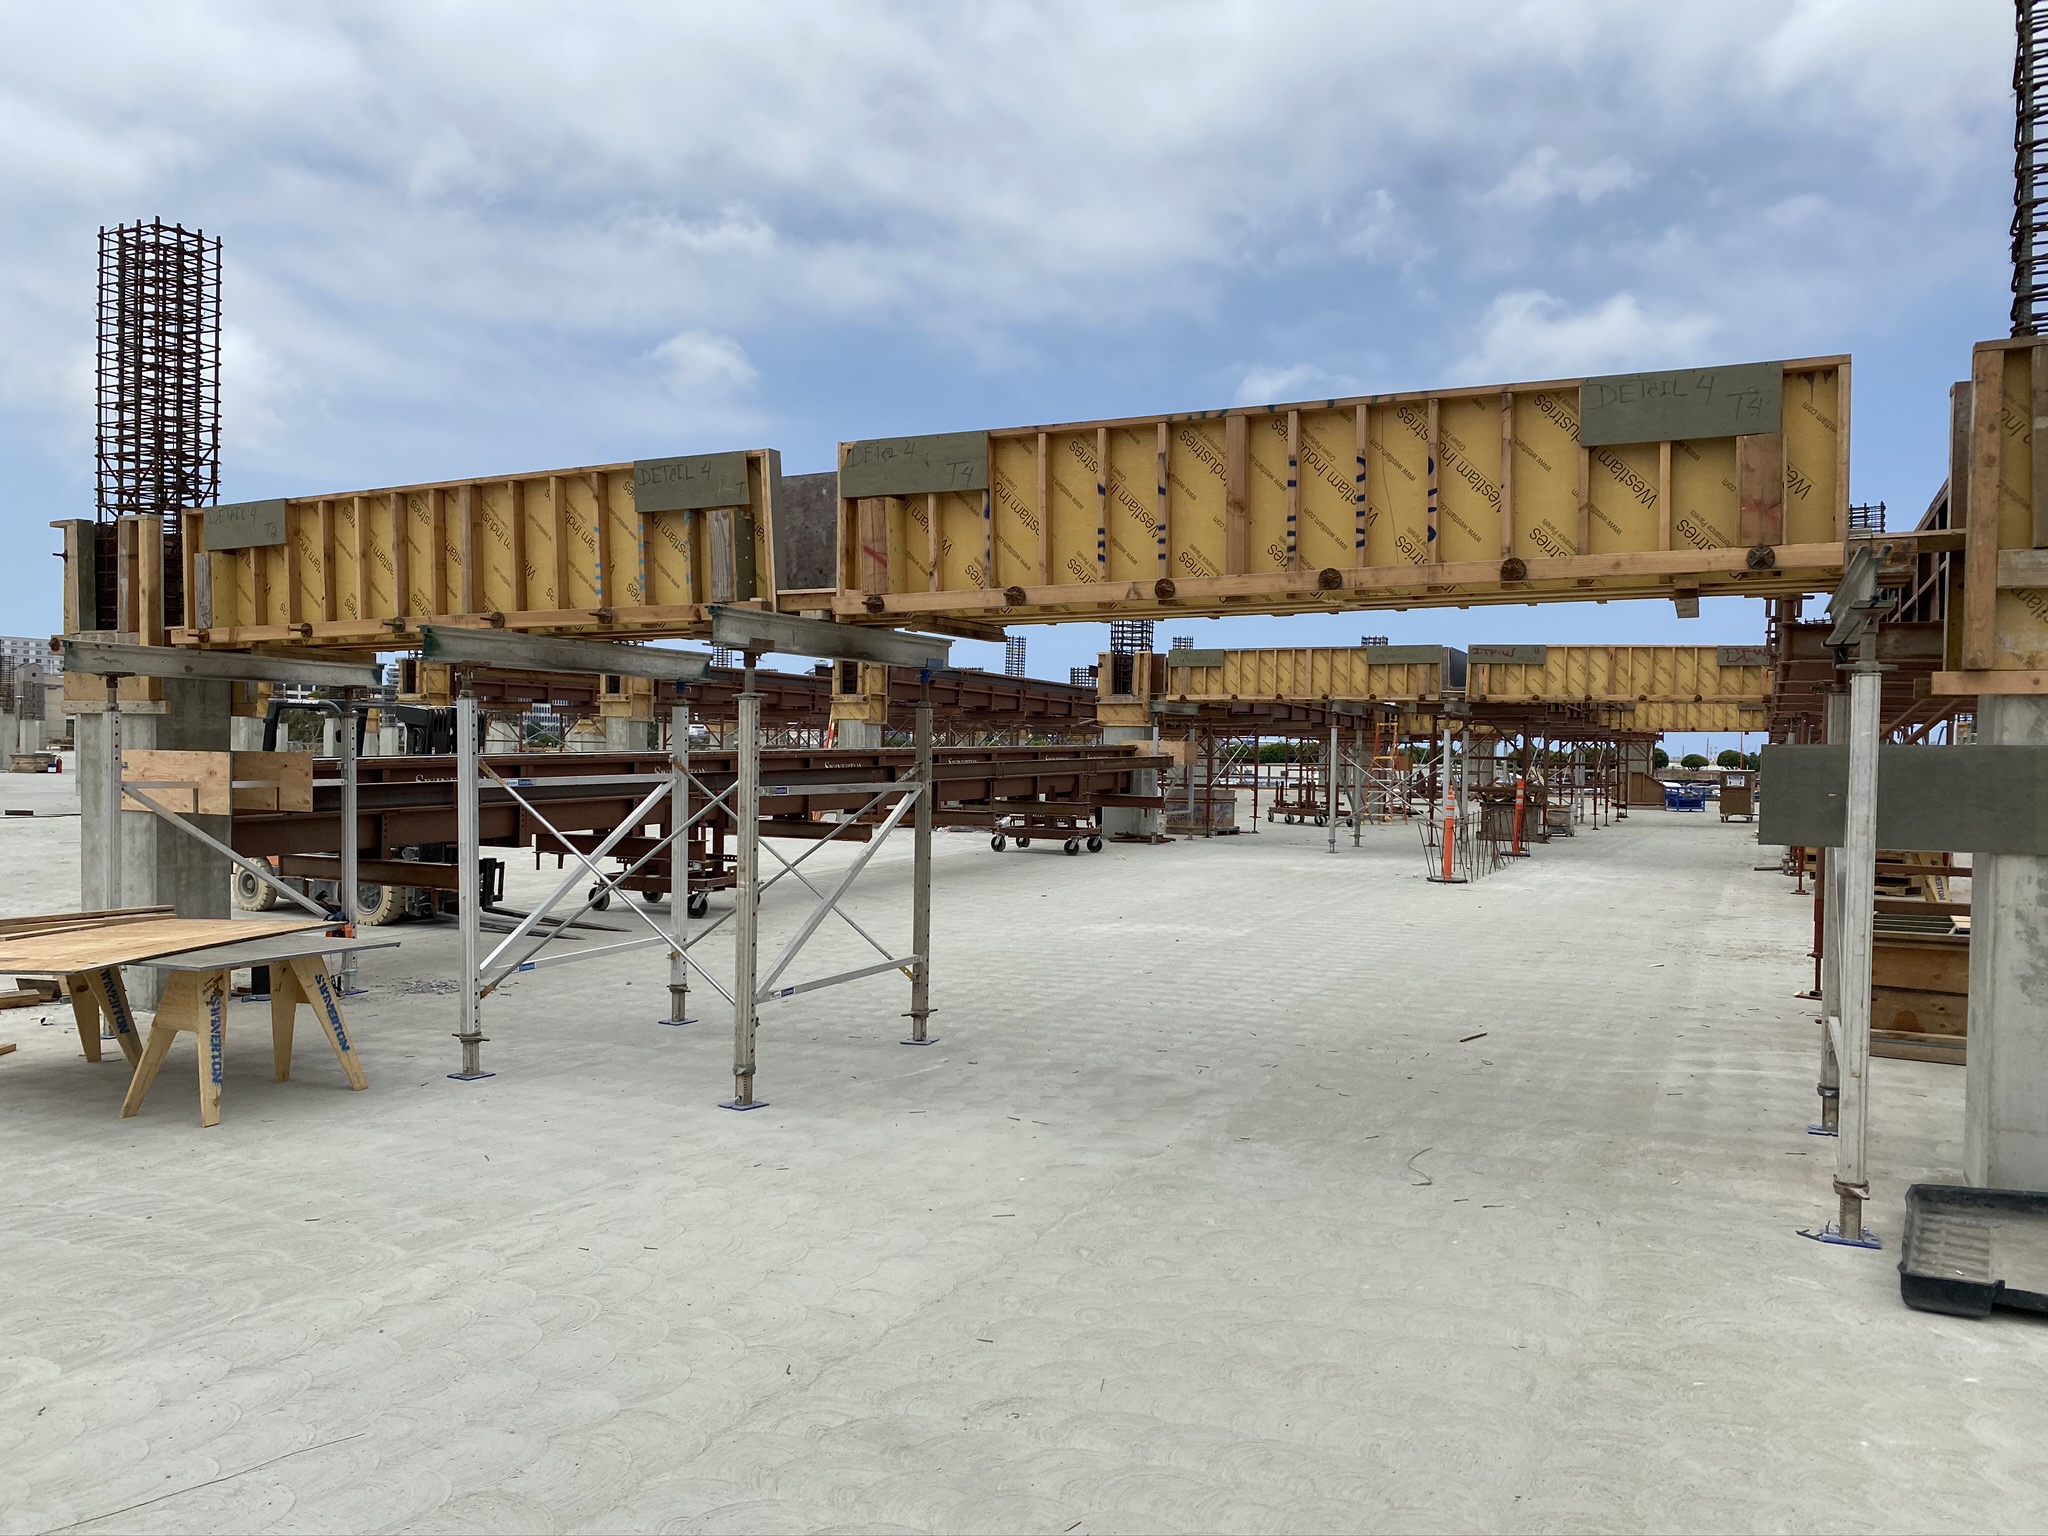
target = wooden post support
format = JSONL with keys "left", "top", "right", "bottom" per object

{"left": 1966, "top": 346, "right": 2006, "bottom": 672}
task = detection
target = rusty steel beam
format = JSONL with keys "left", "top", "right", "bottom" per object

{"left": 229, "top": 744, "right": 1167, "bottom": 864}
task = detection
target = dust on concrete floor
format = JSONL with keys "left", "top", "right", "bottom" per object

{"left": 0, "top": 766, "right": 2037, "bottom": 1534}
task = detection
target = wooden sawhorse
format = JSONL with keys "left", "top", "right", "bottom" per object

{"left": 122, "top": 935, "right": 396, "bottom": 1127}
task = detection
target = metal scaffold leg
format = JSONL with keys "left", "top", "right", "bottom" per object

{"left": 450, "top": 692, "right": 492, "bottom": 1081}
{"left": 1326, "top": 722, "right": 1339, "bottom": 855}
{"left": 1802, "top": 664, "right": 1881, "bottom": 1248}
{"left": 723, "top": 669, "right": 767, "bottom": 1110}
{"left": 904, "top": 691, "right": 937, "bottom": 1044}
{"left": 659, "top": 700, "right": 696, "bottom": 1026}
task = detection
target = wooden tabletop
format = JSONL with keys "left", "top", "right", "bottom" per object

{"left": 140, "top": 934, "right": 402, "bottom": 972}
{"left": 0, "top": 917, "right": 337, "bottom": 976}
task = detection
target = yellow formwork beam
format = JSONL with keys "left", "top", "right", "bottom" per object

{"left": 834, "top": 358, "right": 1851, "bottom": 626}
{"left": 134, "top": 449, "right": 785, "bottom": 650}
{"left": 1468, "top": 644, "right": 1770, "bottom": 707}
{"left": 1142, "top": 643, "right": 1769, "bottom": 735}
{"left": 1154, "top": 644, "right": 1460, "bottom": 705}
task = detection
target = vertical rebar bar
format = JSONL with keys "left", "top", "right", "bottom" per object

{"left": 2016, "top": 0, "right": 2048, "bottom": 334}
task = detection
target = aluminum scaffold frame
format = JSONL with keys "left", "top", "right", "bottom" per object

{"left": 428, "top": 627, "right": 718, "bottom": 1082}
{"left": 1799, "top": 543, "right": 1892, "bottom": 1249}
{"left": 708, "top": 608, "right": 951, "bottom": 1109}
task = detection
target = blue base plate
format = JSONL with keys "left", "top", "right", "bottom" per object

{"left": 719, "top": 1097, "right": 770, "bottom": 1112}
{"left": 1798, "top": 1223, "right": 1881, "bottom": 1249}
{"left": 899, "top": 1036, "right": 941, "bottom": 1046}
{"left": 1807, "top": 1123, "right": 1839, "bottom": 1137}
{"left": 447, "top": 1070, "right": 496, "bottom": 1082}
{"left": 657, "top": 1016, "right": 697, "bottom": 1028}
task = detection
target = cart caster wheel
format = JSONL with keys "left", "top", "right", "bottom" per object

{"left": 1086, "top": 835, "right": 1103, "bottom": 853}
{"left": 588, "top": 886, "right": 611, "bottom": 911}
{"left": 991, "top": 835, "right": 1007, "bottom": 852}
{"left": 687, "top": 891, "right": 709, "bottom": 918}
{"left": 1017, "top": 837, "right": 1031, "bottom": 848}
{"left": 1063, "top": 839, "right": 1080, "bottom": 855}
{"left": 1315, "top": 815, "right": 1327, "bottom": 827}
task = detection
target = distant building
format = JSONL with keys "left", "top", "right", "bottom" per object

{"left": 0, "top": 635, "right": 53, "bottom": 671}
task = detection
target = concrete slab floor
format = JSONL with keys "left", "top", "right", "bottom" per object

{"left": 0, "top": 762, "right": 2039, "bottom": 1534}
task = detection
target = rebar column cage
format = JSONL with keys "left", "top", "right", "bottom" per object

{"left": 96, "top": 220, "right": 221, "bottom": 533}
{"left": 2016, "top": 0, "right": 2048, "bottom": 335}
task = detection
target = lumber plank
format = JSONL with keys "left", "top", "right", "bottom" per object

{"left": 1224, "top": 416, "right": 1248, "bottom": 575}
{"left": 1499, "top": 390, "right": 1515, "bottom": 560}
{"left": 1156, "top": 421, "right": 1170, "bottom": 575}
{"left": 1037, "top": 432, "right": 1052, "bottom": 584}
{"left": 0, "top": 917, "right": 333, "bottom": 976}
{"left": 1966, "top": 345, "right": 2005, "bottom": 671}
{"left": 0, "top": 906, "right": 173, "bottom": 938}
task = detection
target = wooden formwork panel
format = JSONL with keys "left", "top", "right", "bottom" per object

{"left": 1955, "top": 339, "right": 2048, "bottom": 685}
{"left": 1623, "top": 701, "right": 1772, "bottom": 733}
{"left": 163, "top": 450, "right": 784, "bottom": 649}
{"left": 836, "top": 359, "right": 1849, "bottom": 625}
{"left": 1468, "top": 645, "right": 1771, "bottom": 705}
{"left": 1158, "top": 645, "right": 1456, "bottom": 702}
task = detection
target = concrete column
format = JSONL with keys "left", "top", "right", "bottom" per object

{"left": 78, "top": 679, "right": 234, "bottom": 1005}
{"left": 833, "top": 720, "right": 884, "bottom": 749}
{"left": 603, "top": 716, "right": 656, "bottom": 751}
{"left": 1100, "top": 724, "right": 1160, "bottom": 840}
{"left": 380, "top": 723, "right": 403, "bottom": 757}
{"left": 485, "top": 718, "right": 521, "bottom": 754}
{"left": 321, "top": 716, "right": 341, "bottom": 757}
{"left": 1966, "top": 694, "right": 2048, "bottom": 1188}
{"left": 231, "top": 715, "right": 266, "bottom": 751}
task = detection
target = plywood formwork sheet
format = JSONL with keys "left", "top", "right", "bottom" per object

{"left": 0, "top": 917, "right": 334, "bottom": 976}
{"left": 161, "top": 450, "right": 784, "bottom": 649}
{"left": 1158, "top": 646, "right": 1456, "bottom": 704}
{"left": 1954, "top": 338, "right": 2048, "bottom": 686}
{"left": 835, "top": 359, "right": 1850, "bottom": 625}
{"left": 1468, "top": 646, "right": 1771, "bottom": 706}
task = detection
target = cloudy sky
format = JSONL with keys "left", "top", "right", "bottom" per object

{"left": 0, "top": 0, "right": 2017, "bottom": 738}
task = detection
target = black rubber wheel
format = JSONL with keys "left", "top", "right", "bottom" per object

{"left": 1063, "top": 839, "right": 1080, "bottom": 856}
{"left": 991, "top": 834, "right": 1007, "bottom": 852}
{"left": 233, "top": 867, "right": 279, "bottom": 912}
{"left": 687, "top": 890, "right": 709, "bottom": 918}
{"left": 356, "top": 883, "right": 405, "bottom": 926}
{"left": 1086, "top": 835, "right": 1103, "bottom": 853}
{"left": 589, "top": 886, "right": 611, "bottom": 911}
{"left": 1017, "top": 837, "right": 1032, "bottom": 848}
{"left": 1315, "top": 815, "right": 1327, "bottom": 827}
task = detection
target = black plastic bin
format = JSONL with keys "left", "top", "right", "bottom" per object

{"left": 1900, "top": 1183, "right": 2048, "bottom": 1318}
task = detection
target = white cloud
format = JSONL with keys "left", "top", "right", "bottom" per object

{"left": 1456, "top": 290, "right": 1722, "bottom": 383}
{"left": 649, "top": 330, "right": 757, "bottom": 399}
{"left": 1234, "top": 362, "right": 1366, "bottom": 406}
{"left": 1484, "top": 149, "right": 1639, "bottom": 209}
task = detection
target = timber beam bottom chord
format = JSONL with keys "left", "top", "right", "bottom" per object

{"left": 829, "top": 540, "right": 1927, "bottom": 626}
{"left": 168, "top": 599, "right": 771, "bottom": 652}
